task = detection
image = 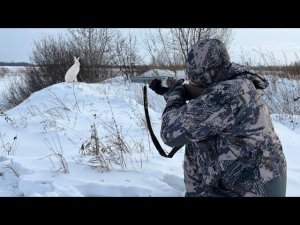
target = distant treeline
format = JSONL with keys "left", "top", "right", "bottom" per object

{"left": 251, "top": 64, "right": 300, "bottom": 77}
{"left": 1, "top": 62, "right": 299, "bottom": 77}
{"left": 0, "top": 62, "right": 34, "bottom": 67}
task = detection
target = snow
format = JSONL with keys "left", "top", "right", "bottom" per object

{"left": 273, "top": 121, "right": 300, "bottom": 196}
{"left": 0, "top": 67, "right": 299, "bottom": 196}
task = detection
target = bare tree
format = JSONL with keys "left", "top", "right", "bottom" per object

{"left": 168, "top": 28, "right": 232, "bottom": 62}
{"left": 68, "top": 28, "right": 116, "bottom": 82}
{"left": 143, "top": 28, "right": 233, "bottom": 76}
{"left": 111, "top": 31, "right": 142, "bottom": 79}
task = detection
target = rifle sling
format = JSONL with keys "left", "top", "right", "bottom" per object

{"left": 143, "top": 85, "right": 183, "bottom": 158}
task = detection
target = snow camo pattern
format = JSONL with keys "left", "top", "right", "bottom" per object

{"left": 161, "top": 39, "right": 287, "bottom": 196}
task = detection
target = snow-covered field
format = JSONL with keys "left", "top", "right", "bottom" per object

{"left": 0, "top": 67, "right": 299, "bottom": 196}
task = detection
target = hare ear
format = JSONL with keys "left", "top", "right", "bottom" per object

{"left": 77, "top": 57, "right": 80, "bottom": 61}
{"left": 73, "top": 56, "right": 76, "bottom": 61}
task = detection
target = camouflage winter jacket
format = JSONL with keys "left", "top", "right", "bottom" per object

{"left": 161, "top": 63, "right": 287, "bottom": 197}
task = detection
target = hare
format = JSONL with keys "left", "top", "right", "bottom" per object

{"left": 65, "top": 56, "right": 80, "bottom": 83}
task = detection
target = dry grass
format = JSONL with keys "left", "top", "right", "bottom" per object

{"left": 240, "top": 50, "right": 300, "bottom": 129}
{"left": 0, "top": 67, "right": 9, "bottom": 77}
{"left": 42, "top": 134, "right": 69, "bottom": 173}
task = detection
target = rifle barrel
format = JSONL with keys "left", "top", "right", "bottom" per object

{"left": 130, "top": 76, "right": 170, "bottom": 84}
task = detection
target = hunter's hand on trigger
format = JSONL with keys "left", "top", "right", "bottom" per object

{"left": 149, "top": 79, "right": 169, "bottom": 95}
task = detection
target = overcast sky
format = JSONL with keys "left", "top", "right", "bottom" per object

{"left": 1, "top": 28, "right": 300, "bottom": 65}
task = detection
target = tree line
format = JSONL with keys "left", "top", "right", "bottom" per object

{"left": 0, "top": 62, "right": 34, "bottom": 66}
{"left": 2, "top": 28, "right": 232, "bottom": 109}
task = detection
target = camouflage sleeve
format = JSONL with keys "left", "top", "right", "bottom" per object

{"left": 161, "top": 84, "right": 238, "bottom": 147}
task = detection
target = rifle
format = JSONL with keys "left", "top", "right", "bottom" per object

{"left": 130, "top": 75, "right": 184, "bottom": 158}
{"left": 130, "top": 76, "right": 177, "bottom": 88}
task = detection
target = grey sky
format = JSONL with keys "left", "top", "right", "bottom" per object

{"left": 0, "top": 28, "right": 66, "bottom": 62}
{"left": 1, "top": 28, "right": 300, "bottom": 64}
{"left": 230, "top": 28, "right": 300, "bottom": 64}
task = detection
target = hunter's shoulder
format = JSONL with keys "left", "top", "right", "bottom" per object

{"left": 194, "top": 79, "right": 252, "bottom": 108}
{"left": 207, "top": 78, "right": 246, "bottom": 95}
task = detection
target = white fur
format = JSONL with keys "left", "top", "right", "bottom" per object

{"left": 65, "top": 56, "right": 80, "bottom": 83}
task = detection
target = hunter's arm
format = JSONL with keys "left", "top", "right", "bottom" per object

{"left": 161, "top": 83, "right": 239, "bottom": 147}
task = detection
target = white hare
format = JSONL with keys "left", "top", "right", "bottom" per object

{"left": 65, "top": 56, "right": 80, "bottom": 83}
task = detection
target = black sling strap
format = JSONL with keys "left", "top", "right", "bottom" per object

{"left": 143, "top": 85, "right": 183, "bottom": 158}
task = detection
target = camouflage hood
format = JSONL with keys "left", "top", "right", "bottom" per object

{"left": 186, "top": 38, "right": 269, "bottom": 89}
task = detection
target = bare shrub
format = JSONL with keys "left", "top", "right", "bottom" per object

{"left": 0, "top": 67, "right": 9, "bottom": 77}
{"left": 43, "top": 134, "right": 69, "bottom": 173}
{"left": 3, "top": 74, "right": 33, "bottom": 109}
{"left": 0, "top": 132, "right": 18, "bottom": 155}
{"left": 78, "top": 94, "right": 134, "bottom": 171}
{"left": 111, "top": 31, "right": 142, "bottom": 80}
{"left": 80, "top": 122, "right": 111, "bottom": 171}
{"left": 4, "top": 162, "right": 20, "bottom": 178}
{"left": 0, "top": 108, "right": 13, "bottom": 123}
{"left": 79, "top": 119, "right": 130, "bottom": 171}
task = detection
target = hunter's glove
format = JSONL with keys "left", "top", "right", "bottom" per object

{"left": 163, "top": 79, "right": 187, "bottom": 113}
{"left": 165, "top": 79, "right": 186, "bottom": 101}
{"left": 149, "top": 79, "right": 169, "bottom": 95}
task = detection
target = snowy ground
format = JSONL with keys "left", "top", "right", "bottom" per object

{"left": 0, "top": 68, "right": 299, "bottom": 196}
